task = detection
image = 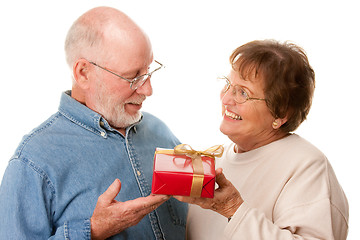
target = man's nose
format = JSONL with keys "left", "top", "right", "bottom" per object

{"left": 135, "top": 78, "right": 153, "bottom": 96}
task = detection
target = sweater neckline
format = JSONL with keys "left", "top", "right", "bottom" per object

{"left": 224, "top": 134, "right": 297, "bottom": 164}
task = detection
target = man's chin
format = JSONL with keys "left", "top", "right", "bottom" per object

{"left": 109, "top": 112, "right": 142, "bottom": 129}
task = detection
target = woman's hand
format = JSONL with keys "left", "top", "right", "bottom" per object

{"left": 174, "top": 168, "right": 243, "bottom": 218}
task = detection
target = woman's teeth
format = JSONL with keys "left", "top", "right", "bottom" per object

{"left": 225, "top": 110, "right": 242, "bottom": 120}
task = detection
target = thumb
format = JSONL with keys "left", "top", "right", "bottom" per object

{"left": 215, "top": 168, "right": 228, "bottom": 187}
{"left": 101, "top": 179, "right": 121, "bottom": 203}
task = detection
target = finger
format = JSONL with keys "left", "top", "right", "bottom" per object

{"left": 120, "top": 194, "right": 168, "bottom": 214}
{"left": 173, "top": 195, "right": 184, "bottom": 202}
{"left": 149, "top": 194, "right": 170, "bottom": 201}
{"left": 125, "top": 195, "right": 168, "bottom": 216}
{"left": 100, "top": 179, "right": 121, "bottom": 204}
{"left": 144, "top": 194, "right": 169, "bottom": 206}
{"left": 149, "top": 201, "right": 165, "bottom": 211}
{"left": 173, "top": 195, "right": 209, "bottom": 208}
{"left": 173, "top": 195, "right": 194, "bottom": 203}
{"left": 215, "top": 169, "right": 229, "bottom": 188}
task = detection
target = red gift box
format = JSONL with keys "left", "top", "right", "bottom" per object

{"left": 151, "top": 144, "right": 223, "bottom": 198}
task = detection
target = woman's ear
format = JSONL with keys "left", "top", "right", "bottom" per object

{"left": 73, "top": 59, "right": 91, "bottom": 89}
{"left": 272, "top": 117, "right": 288, "bottom": 129}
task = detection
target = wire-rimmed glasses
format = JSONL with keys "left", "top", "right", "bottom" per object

{"left": 219, "top": 76, "right": 266, "bottom": 104}
{"left": 89, "top": 60, "right": 164, "bottom": 90}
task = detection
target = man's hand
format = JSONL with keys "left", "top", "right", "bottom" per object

{"left": 90, "top": 179, "right": 170, "bottom": 240}
{"left": 174, "top": 168, "right": 243, "bottom": 219}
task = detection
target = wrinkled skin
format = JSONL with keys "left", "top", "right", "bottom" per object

{"left": 174, "top": 168, "right": 243, "bottom": 219}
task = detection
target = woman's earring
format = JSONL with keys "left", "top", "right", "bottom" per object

{"left": 272, "top": 121, "right": 278, "bottom": 129}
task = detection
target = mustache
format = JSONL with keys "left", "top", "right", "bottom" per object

{"left": 125, "top": 94, "right": 146, "bottom": 104}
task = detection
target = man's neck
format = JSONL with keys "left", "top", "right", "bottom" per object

{"left": 115, "top": 128, "right": 126, "bottom": 136}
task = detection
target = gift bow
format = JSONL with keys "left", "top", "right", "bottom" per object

{"left": 173, "top": 144, "right": 224, "bottom": 197}
{"left": 173, "top": 144, "right": 224, "bottom": 159}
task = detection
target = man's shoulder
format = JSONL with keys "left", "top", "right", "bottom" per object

{"left": 140, "top": 112, "right": 168, "bottom": 128}
{"left": 12, "top": 112, "right": 70, "bottom": 159}
{"left": 141, "top": 111, "right": 161, "bottom": 121}
{"left": 137, "top": 112, "right": 180, "bottom": 145}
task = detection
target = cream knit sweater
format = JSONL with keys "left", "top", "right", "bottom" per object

{"left": 186, "top": 134, "right": 348, "bottom": 240}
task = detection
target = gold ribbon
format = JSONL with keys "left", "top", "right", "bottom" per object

{"left": 156, "top": 144, "right": 224, "bottom": 197}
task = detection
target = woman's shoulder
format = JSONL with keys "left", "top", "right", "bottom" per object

{"left": 275, "top": 134, "right": 326, "bottom": 160}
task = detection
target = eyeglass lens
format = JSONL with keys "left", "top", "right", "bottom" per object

{"left": 223, "top": 78, "right": 248, "bottom": 103}
{"left": 130, "top": 61, "right": 163, "bottom": 89}
{"left": 131, "top": 75, "right": 149, "bottom": 89}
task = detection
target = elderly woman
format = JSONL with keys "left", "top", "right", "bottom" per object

{"left": 175, "top": 40, "right": 349, "bottom": 239}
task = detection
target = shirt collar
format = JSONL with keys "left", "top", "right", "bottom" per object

{"left": 58, "top": 91, "right": 141, "bottom": 137}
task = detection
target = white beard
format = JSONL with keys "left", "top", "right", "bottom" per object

{"left": 96, "top": 97, "right": 143, "bottom": 128}
{"left": 92, "top": 83, "right": 145, "bottom": 129}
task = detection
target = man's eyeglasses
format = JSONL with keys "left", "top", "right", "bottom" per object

{"left": 89, "top": 60, "right": 164, "bottom": 90}
{"left": 219, "top": 76, "right": 266, "bottom": 104}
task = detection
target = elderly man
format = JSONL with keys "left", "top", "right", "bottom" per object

{"left": 0, "top": 6, "right": 187, "bottom": 239}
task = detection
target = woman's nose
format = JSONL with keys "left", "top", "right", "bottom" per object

{"left": 220, "top": 88, "right": 236, "bottom": 106}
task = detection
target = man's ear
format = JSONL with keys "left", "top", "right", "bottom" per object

{"left": 73, "top": 59, "right": 91, "bottom": 89}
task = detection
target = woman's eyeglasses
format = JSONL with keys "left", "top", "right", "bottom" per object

{"left": 219, "top": 76, "right": 266, "bottom": 104}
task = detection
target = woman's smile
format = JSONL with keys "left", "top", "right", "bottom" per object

{"left": 224, "top": 109, "right": 242, "bottom": 120}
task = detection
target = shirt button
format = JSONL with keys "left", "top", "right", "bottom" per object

{"left": 100, "top": 131, "right": 106, "bottom": 137}
{"left": 100, "top": 121, "right": 105, "bottom": 127}
{"left": 137, "top": 170, "right": 141, "bottom": 176}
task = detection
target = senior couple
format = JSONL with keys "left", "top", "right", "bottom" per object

{"left": 0, "top": 6, "right": 348, "bottom": 240}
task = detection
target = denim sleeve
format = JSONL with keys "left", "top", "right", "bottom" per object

{"left": 0, "top": 158, "right": 91, "bottom": 239}
{"left": 51, "top": 219, "right": 91, "bottom": 239}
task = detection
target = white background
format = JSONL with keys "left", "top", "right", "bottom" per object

{"left": 0, "top": 0, "right": 358, "bottom": 238}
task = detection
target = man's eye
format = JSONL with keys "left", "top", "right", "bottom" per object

{"left": 126, "top": 72, "right": 140, "bottom": 80}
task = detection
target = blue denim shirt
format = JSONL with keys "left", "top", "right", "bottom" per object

{"left": 0, "top": 91, "right": 187, "bottom": 239}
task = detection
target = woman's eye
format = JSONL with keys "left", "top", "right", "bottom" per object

{"left": 237, "top": 87, "right": 248, "bottom": 99}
